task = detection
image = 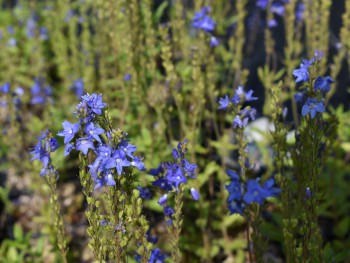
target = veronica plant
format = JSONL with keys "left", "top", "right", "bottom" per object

{"left": 292, "top": 50, "right": 334, "bottom": 262}
{"left": 30, "top": 130, "right": 68, "bottom": 263}
{"left": 218, "top": 86, "right": 281, "bottom": 262}
{"left": 149, "top": 140, "right": 199, "bottom": 263}
{"left": 58, "top": 93, "right": 152, "bottom": 262}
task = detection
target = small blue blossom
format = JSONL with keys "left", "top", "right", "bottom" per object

{"left": 57, "top": 121, "right": 80, "bottom": 144}
{"left": 218, "top": 95, "right": 229, "bottom": 110}
{"left": 166, "top": 167, "right": 188, "bottom": 188}
{"left": 192, "top": 6, "right": 216, "bottom": 32}
{"left": 243, "top": 179, "right": 280, "bottom": 205}
{"left": 85, "top": 122, "right": 104, "bottom": 143}
{"left": 190, "top": 188, "right": 200, "bottom": 201}
{"left": 82, "top": 93, "right": 107, "bottom": 115}
{"left": 158, "top": 194, "right": 168, "bottom": 206}
{"left": 244, "top": 90, "right": 258, "bottom": 102}
{"left": 0, "top": 83, "right": 10, "bottom": 94}
{"left": 64, "top": 143, "right": 75, "bottom": 156}
{"left": 210, "top": 36, "right": 219, "bottom": 47}
{"left": 124, "top": 73, "right": 131, "bottom": 81}
{"left": 314, "top": 76, "right": 334, "bottom": 94}
{"left": 70, "top": 79, "right": 85, "bottom": 98}
{"left": 268, "top": 19, "right": 278, "bottom": 28}
{"left": 94, "top": 172, "right": 116, "bottom": 190}
{"left": 164, "top": 206, "right": 174, "bottom": 217}
{"left": 301, "top": 98, "right": 325, "bottom": 119}
{"left": 137, "top": 186, "right": 152, "bottom": 200}
{"left": 294, "top": 92, "right": 304, "bottom": 103}
{"left": 76, "top": 137, "right": 95, "bottom": 155}
{"left": 130, "top": 156, "right": 145, "bottom": 171}
{"left": 293, "top": 61, "right": 310, "bottom": 83}
{"left": 233, "top": 116, "right": 248, "bottom": 129}
{"left": 119, "top": 140, "right": 137, "bottom": 158}
{"left": 105, "top": 150, "right": 131, "bottom": 175}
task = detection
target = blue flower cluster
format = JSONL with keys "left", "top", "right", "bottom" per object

{"left": 226, "top": 170, "right": 281, "bottom": 215}
{"left": 26, "top": 14, "right": 48, "bottom": 40}
{"left": 217, "top": 86, "right": 258, "bottom": 129}
{"left": 0, "top": 82, "right": 24, "bottom": 108}
{"left": 58, "top": 93, "right": 145, "bottom": 190}
{"left": 256, "top": 0, "right": 304, "bottom": 27}
{"left": 192, "top": 6, "right": 219, "bottom": 47}
{"left": 30, "top": 130, "right": 59, "bottom": 176}
{"left": 149, "top": 140, "right": 199, "bottom": 219}
{"left": 293, "top": 50, "right": 333, "bottom": 119}
{"left": 30, "top": 78, "right": 52, "bottom": 105}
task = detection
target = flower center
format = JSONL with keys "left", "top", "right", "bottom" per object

{"left": 89, "top": 130, "right": 94, "bottom": 135}
{"left": 81, "top": 140, "right": 86, "bottom": 144}
{"left": 68, "top": 128, "right": 73, "bottom": 134}
{"left": 116, "top": 158, "right": 121, "bottom": 163}
{"left": 253, "top": 190, "right": 259, "bottom": 197}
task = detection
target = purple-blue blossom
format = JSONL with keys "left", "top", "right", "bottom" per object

{"left": 192, "top": 6, "right": 216, "bottom": 32}
{"left": 85, "top": 122, "right": 104, "bottom": 143}
{"left": 76, "top": 137, "right": 94, "bottom": 155}
{"left": 57, "top": 121, "right": 80, "bottom": 144}
{"left": 218, "top": 95, "right": 229, "bottom": 110}
{"left": 301, "top": 98, "right": 325, "bottom": 119}
{"left": 314, "top": 76, "right": 334, "bottom": 94}
{"left": 105, "top": 150, "right": 131, "bottom": 175}
{"left": 190, "top": 188, "right": 200, "bottom": 201}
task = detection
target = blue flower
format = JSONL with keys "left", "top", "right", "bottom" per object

{"left": 192, "top": 7, "right": 216, "bottom": 32}
{"left": 119, "top": 140, "right": 137, "bottom": 158}
{"left": 130, "top": 156, "right": 145, "bottom": 171}
{"left": 153, "top": 178, "right": 173, "bottom": 191}
{"left": 64, "top": 143, "right": 75, "bottom": 156}
{"left": 57, "top": 121, "right": 80, "bottom": 144}
{"left": 244, "top": 89, "right": 258, "bottom": 102}
{"left": 105, "top": 150, "right": 131, "bottom": 175}
{"left": 301, "top": 98, "right": 325, "bottom": 119}
{"left": 210, "top": 36, "right": 219, "bottom": 47}
{"left": 40, "top": 27, "right": 49, "bottom": 41}
{"left": 256, "top": 0, "right": 268, "bottom": 8}
{"left": 231, "top": 94, "right": 241, "bottom": 105}
{"left": 124, "top": 73, "right": 131, "bottom": 81}
{"left": 158, "top": 194, "right": 168, "bottom": 206}
{"left": 268, "top": 19, "right": 278, "bottom": 28}
{"left": 243, "top": 178, "right": 280, "bottom": 205}
{"left": 293, "top": 60, "right": 311, "bottom": 83}
{"left": 233, "top": 116, "right": 248, "bottom": 129}
{"left": 94, "top": 172, "right": 116, "bottom": 190}
{"left": 149, "top": 164, "right": 164, "bottom": 176}
{"left": 82, "top": 93, "right": 107, "bottom": 115}
{"left": 181, "top": 159, "right": 197, "bottom": 178}
{"left": 70, "top": 79, "right": 85, "bottom": 98}
{"left": 294, "top": 92, "right": 304, "bottom": 103}
{"left": 164, "top": 206, "right": 174, "bottom": 217}
{"left": 0, "top": 83, "right": 10, "bottom": 94}
{"left": 218, "top": 95, "right": 229, "bottom": 110}
{"left": 166, "top": 167, "right": 188, "bottom": 188}
{"left": 190, "top": 188, "right": 200, "bottom": 201}
{"left": 243, "top": 180, "right": 268, "bottom": 205}
{"left": 296, "top": 2, "right": 305, "bottom": 21}
{"left": 85, "top": 122, "right": 104, "bottom": 143}
{"left": 76, "top": 137, "right": 94, "bottom": 155}
{"left": 314, "top": 76, "right": 334, "bottom": 94}
{"left": 227, "top": 200, "right": 245, "bottom": 215}
{"left": 137, "top": 186, "right": 152, "bottom": 200}
{"left": 149, "top": 248, "right": 167, "bottom": 263}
